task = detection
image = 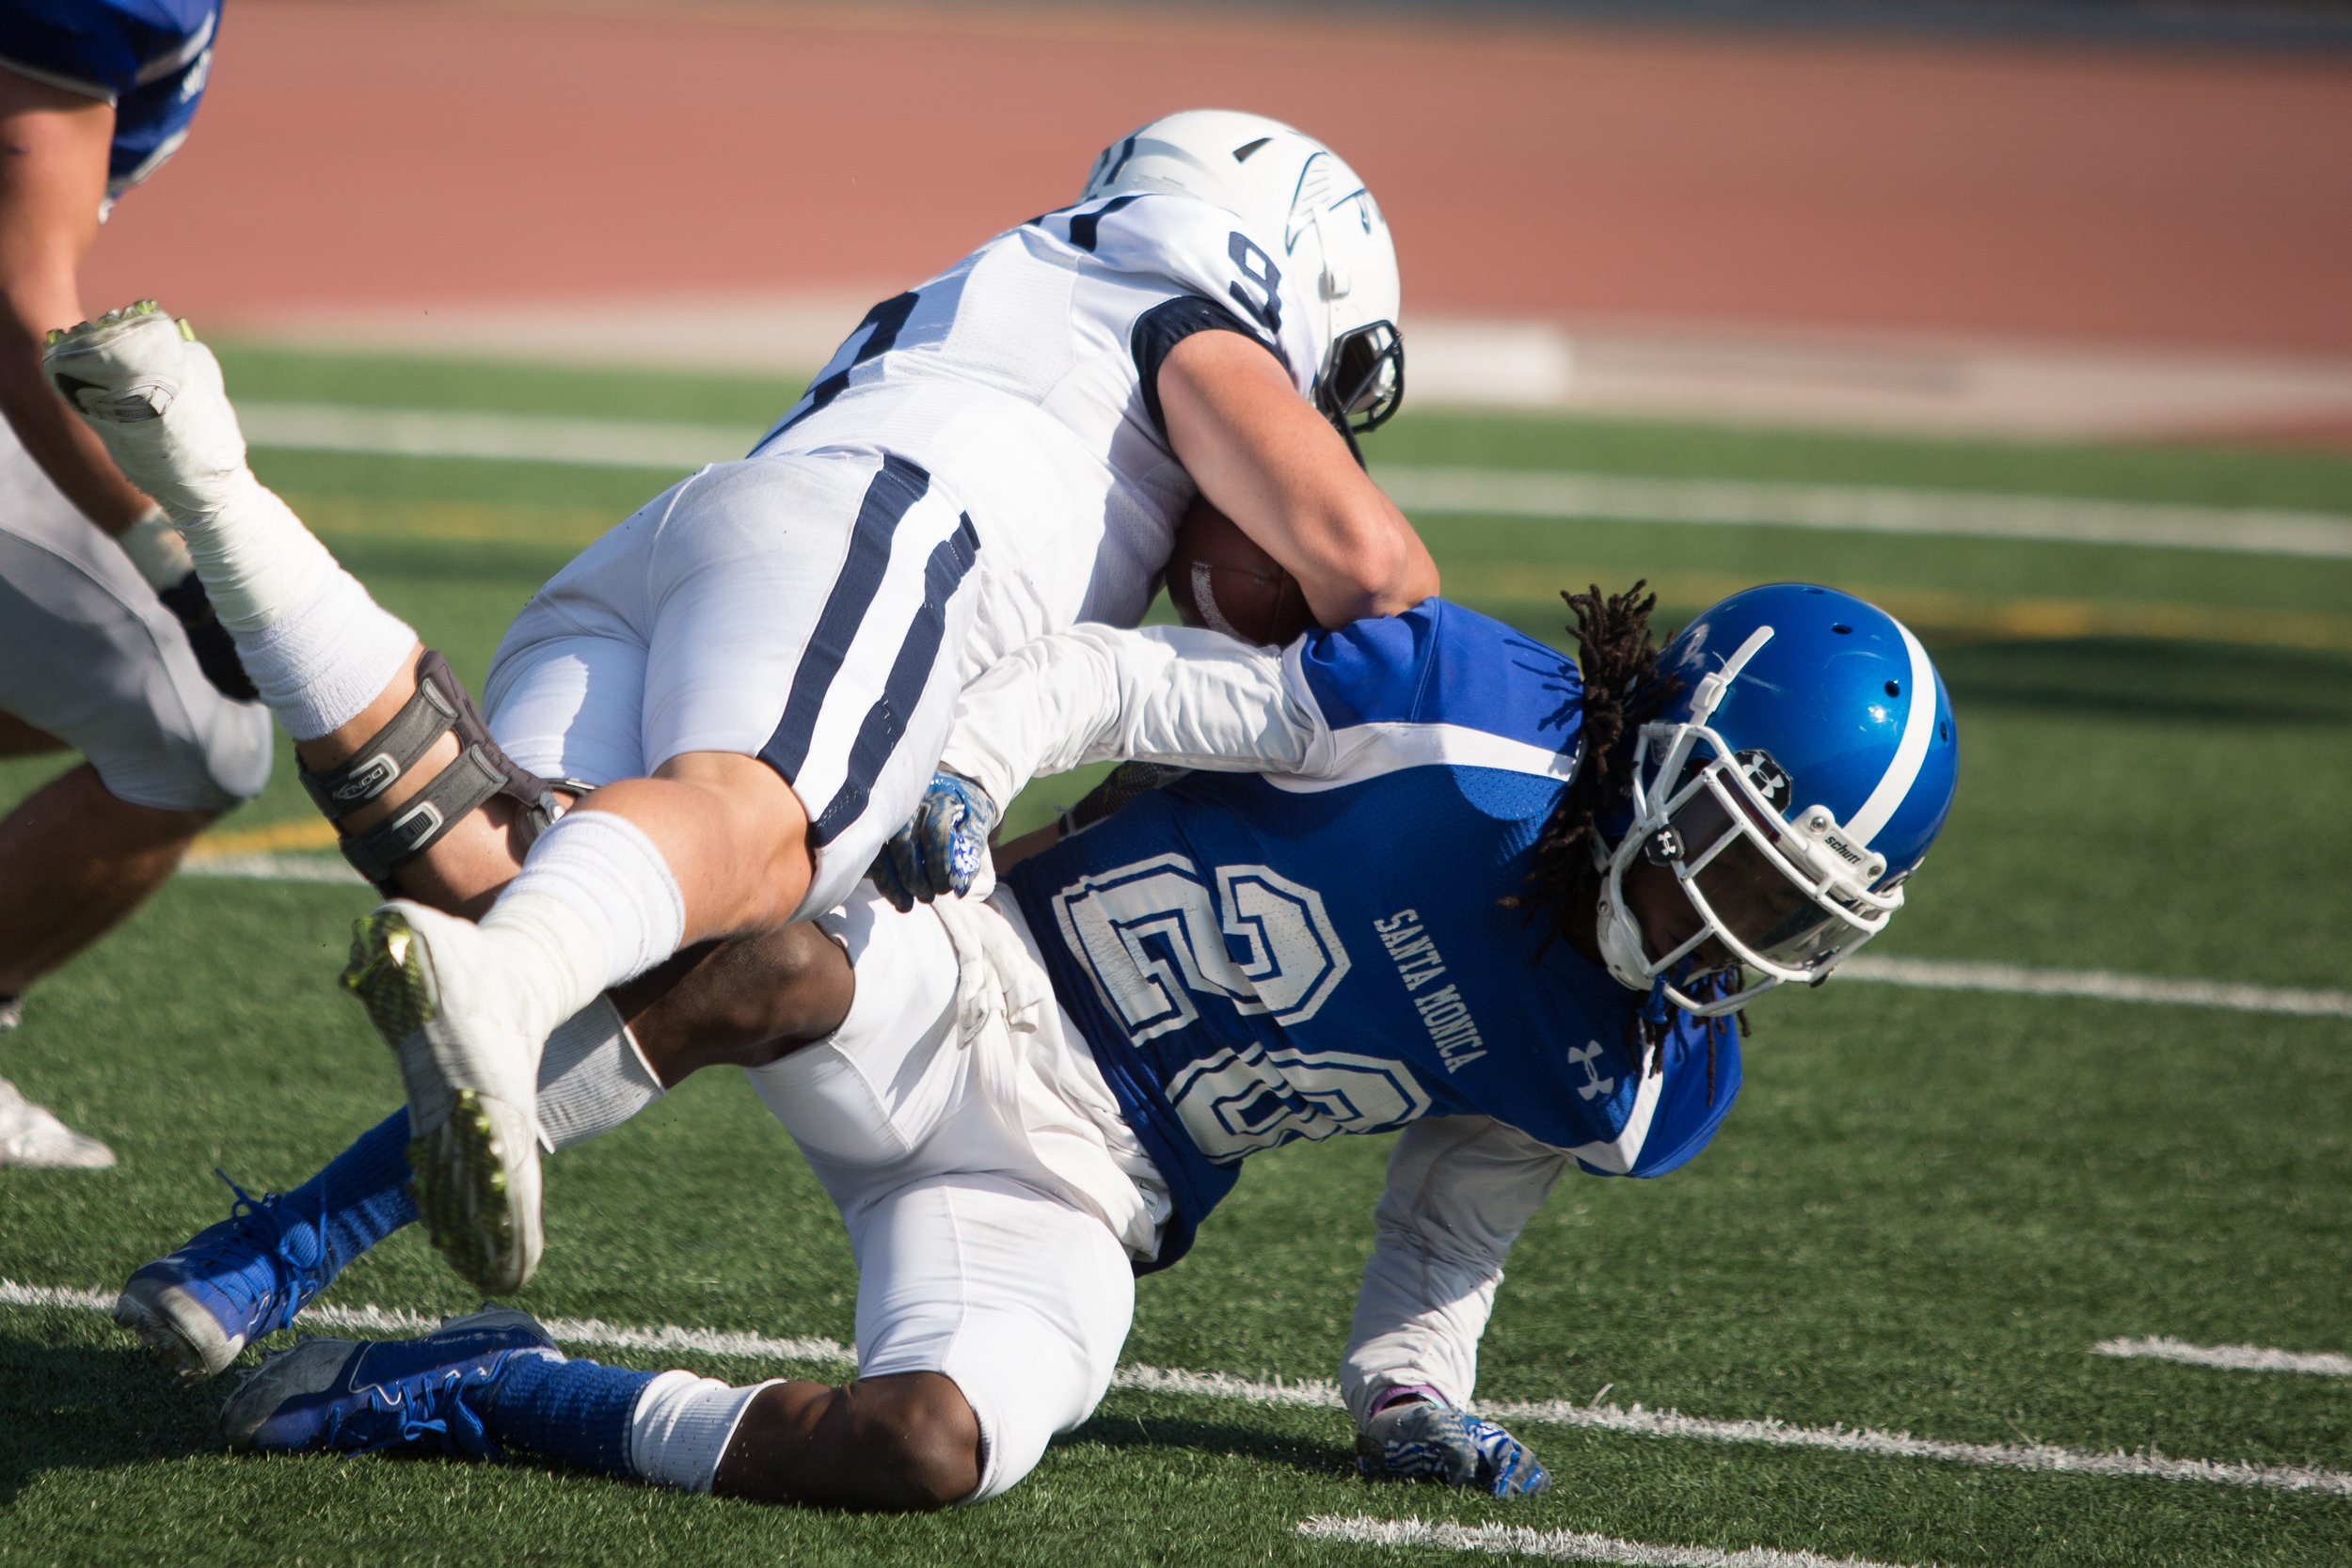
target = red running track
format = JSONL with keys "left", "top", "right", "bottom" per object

{"left": 82, "top": 0, "right": 2352, "bottom": 356}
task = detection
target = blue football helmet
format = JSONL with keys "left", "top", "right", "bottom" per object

{"left": 1596, "top": 584, "right": 1959, "bottom": 1016}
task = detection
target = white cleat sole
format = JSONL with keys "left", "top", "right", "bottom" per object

{"left": 113, "top": 1279, "right": 243, "bottom": 1384}
{"left": 341, "top": 907, "right": 544, "bottom": 1295}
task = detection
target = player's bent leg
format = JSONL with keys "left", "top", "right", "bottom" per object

{"left": 117, "top": 931, "right": 850, "bottom": 1382}
{"left": 42, "top": 304, "right": 548, "bottom": 911}
{"left": 0, "top": 764, "right": 213, "bottom": 997}
{"left": 117, "top": 999, "right": 656, "bottom": 1382}
{"left": 344, "top": 456, "right": 981, "bottom": 1294}
{"left": 116, "top": 1110, "right": 416, "bottom": 1380}
{"left": 835, "top": 1175, "right": 1138, "bottom": 1503}
{"left": 712, "top": 1371, "right": 979, "bottom": 1511}
{"left": 0, "top": 486, "right": 274, "bottom": 1009}
{"left": 214, "top": 1305, "right": 970, "bottom": 1511}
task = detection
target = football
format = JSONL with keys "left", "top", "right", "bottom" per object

{"left": 1166, "top": 495, "right": 1317, "bottom": 648}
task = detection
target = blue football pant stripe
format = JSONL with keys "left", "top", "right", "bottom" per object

{"left": 810, "top": 513, "right": 983, "bottom": 847}
{"left": 759, "top": 452, "right": 932, "bottom": 785}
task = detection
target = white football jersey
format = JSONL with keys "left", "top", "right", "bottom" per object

{"left": 751, "top": 191, "right": 1326, "bottom": 679}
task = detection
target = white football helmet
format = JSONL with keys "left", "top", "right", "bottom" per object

{"left": 1081, "top": 109, "right": 1405, "bottom": 444}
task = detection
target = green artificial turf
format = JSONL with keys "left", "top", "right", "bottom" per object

{"left": 2, "top": 353, "right": 2346, "bottom": 1564}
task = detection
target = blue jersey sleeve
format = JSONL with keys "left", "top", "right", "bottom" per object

{"left": 1292, "top": 599, "right": 1586, "bottom": 773}
{"left": 0, "top": 1, "right": 217, "bottom": 198}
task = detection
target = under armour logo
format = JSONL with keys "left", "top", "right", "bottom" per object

{"left": 1566, "top": 1040, "right": 1615, "bottom": 1101}
{"left": 1736, "top": 748, "right": 1793, "bottom": 813}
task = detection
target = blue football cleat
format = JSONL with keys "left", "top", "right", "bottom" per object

{"left": 116, "top": 1177, "right": 331, "bottom": 1383}
{"left": 1357, "top": 1398, "right": 1550, "bottom": 1498}
{"left": 219, "top": 1306, "right": 559, "bottom": 1457}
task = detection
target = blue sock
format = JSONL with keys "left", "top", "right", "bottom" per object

{"left": 273, "top": 1110, "right": 419, "bottom": 1286}
{"left": 484, "top": 1353, "right": 656, "bottom": 1476}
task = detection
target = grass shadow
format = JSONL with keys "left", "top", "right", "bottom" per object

{"left": 1056, "top": 1410, "right": 1356, "bottom": 1481}
{"left": 0, "top": 1333, "right": 225, "bottom": 1504}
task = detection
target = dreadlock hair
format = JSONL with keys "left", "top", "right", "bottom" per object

{"left": 1518, "top": 580, "right": 1681, "bottom": 952}
{"left": 1510, "top": 581, "right": 1740, "bottom": 1082}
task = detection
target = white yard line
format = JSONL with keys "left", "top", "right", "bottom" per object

{"left": 2094, "top": 1337, "right": 2352, "bottom": 1378}
{"left": 5, "top": 1278, "right": 2345, "bottom": 1497}
{"left": 1835, "top": 957, "right": 2352, "bottom": 1021}
{"left": 0, "top": 1279, "right": 852, "bottom": 1364}
{"left": 1295, "top": 1515, "right": 1934, "bottom": 1568}
{"left": 1466, "top": 1396, "right": 2351, "bottom": 1497}
{"left": 1372, "top": 466, "right": 2352, "bottom": 561}
{"left": 228, "top": 400, "right": 2352, "bottom": 559}
{"left": 238, "top": 402, "right": 758, "bottom": 470}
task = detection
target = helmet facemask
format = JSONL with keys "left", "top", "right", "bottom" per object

{"left": 1595, "top": 627, "right": 1903, "bottom": 1017}
{"left": 1318, "top": 319, "right": 1405, "bottom": 438}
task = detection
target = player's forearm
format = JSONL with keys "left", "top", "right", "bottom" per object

{"left": 1340, "top": 1117, "right": 1569, "bottom": 1422}
{"left": 1342, "top": 1229, "right": 1502, "bottom": 1422}
{"left": 0, "top": 77, "right": 152, "bottom": 533}
{"left": 0, "top": 343, "right": 153, "bottom": 531}
{"left": 1158, "top": 330, "right": 1438, "bottom": 626}
{"left": 939, "top": 624, "right": 1316, "bottom": 807}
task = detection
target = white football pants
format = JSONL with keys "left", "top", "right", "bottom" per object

{"left": 0, "top": 420, "right": 271, "bottom": 813}
{"left": 481, "top": 448, "right": 982, "bottom": 922}
{"left": 745, "top": 886, "right": 1168, "bottom": 1501}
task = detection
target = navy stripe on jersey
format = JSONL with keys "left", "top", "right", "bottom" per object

{"left": 1068, "top": 194, "right": 1144, "bottom": 253}
{"left": 809, "top": 514, "right": 983, "bottom": 845}
{"left": 762, "top": 292, "right": 920, "bottom": 444}
{"left": 1129, "top": 295, "right": 1285, "bottom": 443}
{"left": 759, "top": 455, "right": 932, "bottom": 784}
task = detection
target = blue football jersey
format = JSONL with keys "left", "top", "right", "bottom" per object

{"left": 0, "top": 1, "right": 217, "bottom": 198}
{"left": 1007, "top": 601, "right": 1743, "bottom": 1269}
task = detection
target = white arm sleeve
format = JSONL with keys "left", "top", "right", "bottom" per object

{"left": 1340, "top": 1116, "right": 1571, "bottom": 1426}
{"left": 938, "top": 623, "right": 1333, "bottom": 808}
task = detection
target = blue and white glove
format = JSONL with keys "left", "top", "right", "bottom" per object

{"left": 1356, "top": 1389, "right": 1550, "bottom": 1498}
{"left": 869, "top": 770, "right": 1001, "bottom": 913}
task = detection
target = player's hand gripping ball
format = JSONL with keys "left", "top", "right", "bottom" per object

{"left": 870, "top": 770, "right": 1002, "bottom": 912}
{"left": 1166, "top": 495, "right": 1316, "bottom": 648}
{"left": 1357, "top": 1397, "right": 1551, "bottom": 1498}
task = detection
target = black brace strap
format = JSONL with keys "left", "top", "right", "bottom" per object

{"left": 314, "top": 650, "right": 573, "bottom": 895}
{"left": 299, "top": 673, "right": 459, "bottom": 819}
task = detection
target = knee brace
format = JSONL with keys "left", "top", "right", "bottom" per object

{"left": 296, "top": 650, "right": 585, "bottom": 895}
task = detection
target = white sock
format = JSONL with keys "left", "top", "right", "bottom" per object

{"left": 230, "top": 564, "right": 418, "bottom": 741}
{"left": 478, "top": 811, "right": 687, "bottom": 1052}
{"left": 534, "top": 996, "right": 664, "bottom": 1153}
{"left": 629, "top": 1372, "right": 779, "bottom": 1493}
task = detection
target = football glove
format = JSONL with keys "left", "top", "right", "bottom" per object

{"left": 157, "top": 570, "right": 258, "bottom": 701}
{"left": 115, "top": 507, "right": 256, "bottom": 702}
{"left": 870, "top": 770, "right": 1000, "bottom": 912}
{"left": 1356, "top": 1395, "right": 1550, "bottom": 1499}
